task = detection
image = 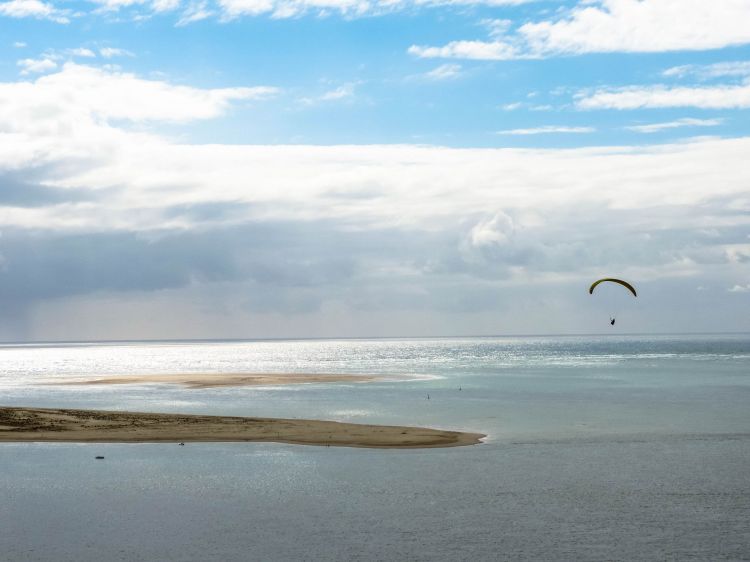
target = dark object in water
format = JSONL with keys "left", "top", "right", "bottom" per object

{"left": 610, "top": 317, "right": 616, "bottom": 326}
{"left": 95, "top": 456, "right": 104, "bottom": 459}
{"left": 178, "top": 442, "right": 185, "bottom": 446}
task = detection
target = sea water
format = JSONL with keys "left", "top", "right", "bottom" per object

{"left": 1, "top": 335, "right": 749, "bottom": 560}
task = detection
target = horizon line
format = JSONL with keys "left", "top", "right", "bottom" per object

{"left": 1, "top": 331, "right": 748, "bottom": 346}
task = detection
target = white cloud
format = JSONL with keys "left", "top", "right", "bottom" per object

{"left": 13, "top": 41, "right": 27, "bottom": 48}
{"left": 0, "top": 0, "right": 526, "bottom": 23}
{"left": 67, "top": 48, "right": 97, "bottom": 58}
{"left": 728, "top": 284, "right": 750, "bottom": 293}
{"left": 423, "top": 64, "right": 462, "bottom": 81}
{"left": 88, "top": 0, "right": 148, "bottom": 10}
{"left": 0, "top": 0, "right": 526, "bottom": 22}
{"left": 663, "top": 61, "right": 750, "bottom": 80}
{"left": 320, "top": 83, "right": 355, "bottom": 101}
{"left": 482, "top": 18, "right": 512, "bottom": 38}
{"left": 99, "top": 47, "right": 135, "bottom": 58}
{"left": 16, "top": 57, "right": 57, "bottom": 75}
{"left": 0, "top": 0, "right": 69, "bottom": 22}
{"left": 176, "top": 1, "right": 212, "bottom": 24}
{"left": 3, "top": 136, "right": 747, "bottom": 234}
{"left": 0, "top": 63, "right": 278, "bottom": 129}
{"left": 626, "top": 118, "right": 723, "bottom": 134}
{"left": 577, "top": 83, "right": 750, "bottom": 110}
{"left": 518, "top": 0, "right": 750, "bottom": 55}
{"left": 501, "top": 102, "right": 523, "bottom": 111}
{"left": 301, "top": 82, "right": 358, "bottom": 105}
{"left": 212, "top": 0, "right": 530, "bottom": 19}
{"left": 409, "top": 0, "right": 750, "bottom": 60}
{"left": 152, "top": 0, "right": 181, "bottom": 10}
{"left": 469, "top": 212, "right": 514, "bottom": 247}
{"left": 409, "top": 40, "right": 522, "bottom": 61}
{"left": 725, "top": 245, "right": 750, "bottom": 264}
{"left": 418, "top": 0, "right": 530, "bottom": 4}
{"left": 3, "top": 64, "right": 748, "bottom": 237}
{"left": 216, "top": 0, "right": 365, "bottom": 19}
{"left": 496, "top": 125, "right": 595, "bottom": 135}
{"left": 16, "top": 48, "right": 100, "bottom": 73}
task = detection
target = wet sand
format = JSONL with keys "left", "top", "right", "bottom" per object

{"left": 50, "top": 373, "right": 379, "bottom": 388}
{"left": 0, "top": 407, "right": 485, "bottom": 449}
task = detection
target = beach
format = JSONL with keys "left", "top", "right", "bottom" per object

{"left": 0, "top": 406, "right": 485, "bottom": 448}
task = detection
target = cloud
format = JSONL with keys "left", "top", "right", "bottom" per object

{"left": 1, "top": 67, "right": 749, "bottom": 338}
{"left": 408, "top": 0, "right": 750, "bottom": 60}
{"left": 77, "top": 0, "right": 181, "bottom": 17}
{"left": 423, "top": 63, "right": 462, "bottom": 81}
{"left": 577, "top": 83, "right": 750, "bottom": 110}
{"left": 482, "top": 17, "right": 512, "bottom": 38}
{"left": 88, "top": 0, "right": 149, "bottom": 11}
{"left": 320, "top": 83, "right": 355, "bottom": 101}
{"left": 1, "top": 63, "right": 747, "bottom": 236}
{"left": 16, "top": 57, "right": 57, "bottom": 75}
{"left": 496, "top": 125, "right": 595, "bottom": 135}
{"left": 67, "top": 48, "right": 96, "bottom": 58}
{"left": 469, "top": 212, "right": 514, "bottom": 248}
{"left": 152, "top": 0, "right": 181, "bottom": 10}
{"left": 0, "top": 63, "right": 278, "bottom": 128}
{"left": 60, "top": 0, "right": 530, "bottom": 21}
{"left": 626, "top": 118, "right": 723, "bottom": 134}
{"left": 176, "top": 1, "right": 212, "bottom": 24}
{"left": 216, "top": 0, "right": 372, "bottom": 19}
{"left": 0, "top": 0, "right": 69, "bottom": 22}
{"left": 663, "top": 61, "right": 750, "bottom": 80}
{"left": 16, "top": 48, "right": 108, "bottom": 75}
{"left": 418, "top": 0, "right": 530, "bottom": 4}
{"left": 0, "top": 229, "right": 244, "bottom": 301}
{"left": 409, "top": 40, "right": 522, "bottom": 61}
{"left": 99, "top": 47, "right": 135, "bottom": 58}
{"left": 13, "top": 41, "right": 27, "bottom": 48}
{"left": 300, "top": 82, "right": 358, "bottom": 105}
{"left": 0, "top": 0, "right": 520, "bottom": 23}
{"left": 213, "top": 0, "right": 531, "bottom": 19}
{"left": 729, "top": 284, "right": 750, "bottom": 293}
{"left": 518, "top": 0, "right": 750, "bottom": 55}
{"left": 0, "top": 172, "right": 100, "bottom": 208}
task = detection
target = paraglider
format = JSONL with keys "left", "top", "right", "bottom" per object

{"left": 589, "top": 278, "right": 637, "bottom": 326}
{"left": 589, "top": 278, "right": 637, "bottom": 298}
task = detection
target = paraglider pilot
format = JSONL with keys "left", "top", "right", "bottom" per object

{"left": 589, "top": 278, "right": 635, "bottom": 328}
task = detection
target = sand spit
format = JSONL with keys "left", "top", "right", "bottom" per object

{"left": 50, "top": 373, "right": 380, "bottom": 389}
{"left": 0, "top": 407, "right": 485, "bottom": 449}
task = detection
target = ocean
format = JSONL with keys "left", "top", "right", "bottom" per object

{"left": 1, "top": 334, "right": 749, "bottom": 560}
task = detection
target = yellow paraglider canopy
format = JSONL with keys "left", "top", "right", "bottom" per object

{"left": 588, "top": 278, "right": 637, "bottom": 297}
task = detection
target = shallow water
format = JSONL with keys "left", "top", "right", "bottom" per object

{"left": 1, "top": 334, "right": 749, "bottom": 560}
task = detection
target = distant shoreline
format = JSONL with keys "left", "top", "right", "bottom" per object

{"left": 0, "top": 407, "right": 485, "bottom": 449}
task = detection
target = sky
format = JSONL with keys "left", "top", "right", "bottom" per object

{"left": 0, "top": 0, "right": 749, "bottom": 341}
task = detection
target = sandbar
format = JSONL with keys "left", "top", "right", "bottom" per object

{"left": 50, "top": 372, "right": 380, "bottom": 389}
{"left": 0, "top": 407, "right": 485, "bottom": 449}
